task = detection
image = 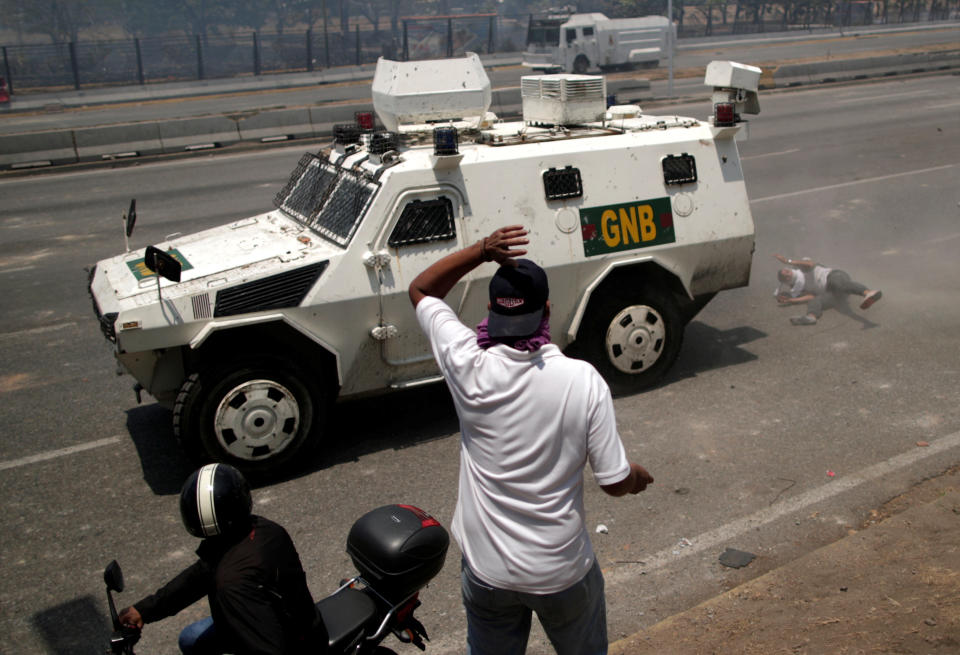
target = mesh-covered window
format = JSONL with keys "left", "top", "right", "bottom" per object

{"left": 388, "top": 197, "right": 456, "bottom": 248}
{"left": 543, "top": 166, "right": 583, "bottom": 200}
{"left": 662, "top": 154, "right": 698, "bottom": 186}
{"left": 274, "top": 153, "right": 336, "bottom": 216}
{"left": 274, "top": 153, "right": 377, "bottom": 247}
{"left": 312, "top": 173, "right": 376, "bottom": 246}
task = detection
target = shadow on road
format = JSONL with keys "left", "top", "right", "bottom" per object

{"left": 122, "top": 323, "right": 764, "bottom": 491}
{"left": 125, "top": 404, "right": 194, "bottom": 496}
{"left": 31, "top": 595, "right": 110, "bottom": 655}
{"left": 121, "top": 383, "right": 460, "bottom": 493}
{"left": 317, "top": 382, "right": 461, "bottom": 467}
{"left": 668, "top": 321, "right": 766, "bottom": 382}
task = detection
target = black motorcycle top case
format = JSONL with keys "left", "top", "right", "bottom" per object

{"left": 347, "top": 505, "right": 449, "bottom": 603}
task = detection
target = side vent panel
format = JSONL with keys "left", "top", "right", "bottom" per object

{"left": 543, "top": 166, "right": 583, "bottom": 201}
{"left": 191, "top": 294, "right": 212, "bottom": 320}
{"left": 214, "top": 261, "right": 328, "bottom": 318}
{"left": 662, "top": 154, "right": 698, "bottom": 186}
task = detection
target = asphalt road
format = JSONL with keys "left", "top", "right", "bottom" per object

{"left": 0, "top": 72, "right": 958, "bottom": 654}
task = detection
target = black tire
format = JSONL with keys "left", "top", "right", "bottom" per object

{"left": 573, "top": 54, "right": 589, "bottom": 74}
{"left": 173, "top": 356, "right": 325, "bottom": 475}
{"left": 579, "top": 286, "right": 683, "bottom": 395}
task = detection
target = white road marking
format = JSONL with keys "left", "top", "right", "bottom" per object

{"left": 0, "top": 436, "right": 121, "bottom": 472}
{"left": 0, "top": 322, "right": 77, "bottom": 341}
{"left": 836, "top": 89, "right": 936, "bottom": 103}
{"left": 605, "top": 428, "right": 960, "bottom": 586}
{"left": 750, "top": 163, "right": 957, "bottom": 203}
{"left": 742, "top": 148, "right": 800, "bottom": 160}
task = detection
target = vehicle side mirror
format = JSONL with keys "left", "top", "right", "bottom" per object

{"left": 144, "top": 245, "right": 182, "bottom": 283}
{"left": 104, "top": 560, "right": 124, "bottom": 593}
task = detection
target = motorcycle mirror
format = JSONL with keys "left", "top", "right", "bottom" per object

{"left": 125, "top": 199, "right": 137, "bottom": 239}
{"left": 104, "top": 560, "right": 124, "bottom": 593}
{"left": 144, "top": 245, "right": 182, "bottom": 283}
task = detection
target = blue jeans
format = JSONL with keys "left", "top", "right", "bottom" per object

{"left": 179, "top": 617, "right": 226, "bottom": 655}
{"left": 461, "top": 558, "right": 608, "bottom": 655}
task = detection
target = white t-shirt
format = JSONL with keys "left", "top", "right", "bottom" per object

{"left": 416, "top": 296, "right": 631, "bottom": 594}
{"left": 806, "top": 265, "right": 832, "bottom": 295}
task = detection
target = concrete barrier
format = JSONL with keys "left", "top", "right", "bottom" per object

{"left": 308, "top": 105, "right": 361, "bottom": 136}
{"left": 158, "top": 115, "right": 241, "bottom": 152}
{"left": 607, "top": 78, "right": 652, "bottom": 104}
{"left": 74, "top": 122, "right": 164, "bottom": 161}
{"left": 772, "top": 50, "right": 960, "bottom": 87}
{"left": 236, "top": 108, "right": 315, "bottom": 142}
{"left": 0, "top": 130, "right": 77, "bottom": 168}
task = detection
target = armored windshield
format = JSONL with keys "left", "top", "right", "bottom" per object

{"left": 274, "top": 153, "right": 377, "bottom": 247}
{"left": 527, "top": 19, "right": 563, "bottom": 47}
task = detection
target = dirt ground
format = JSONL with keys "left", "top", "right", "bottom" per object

{"left": 611, "top": 468, "right": 960, "bottom": 654}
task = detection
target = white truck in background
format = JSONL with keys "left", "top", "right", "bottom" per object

{"left": 523, "top": 12, "right": 673, "bottom": 74}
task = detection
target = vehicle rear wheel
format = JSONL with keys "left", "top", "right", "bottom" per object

{"left": 573, "top": 55, "right": 590, "bottom": 74}
{"left": 579, "top": 286, "right": 683, "bottom": 395}
{"left": 173, "top": 356, "right": 325, "bottom": 475}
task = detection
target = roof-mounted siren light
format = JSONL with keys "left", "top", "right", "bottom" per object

{"left": 704, "top": 61, "right": 761, "bottom": 128}
{"left": 355, "top": 111, "right": 376, "bottom": 132}
{"left": 433, "top": 126, "right": 459, "bottom": 156}
{"left": 371, "top": 53, "right": 491, "bottom": 132}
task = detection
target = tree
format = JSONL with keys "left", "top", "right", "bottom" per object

{"left": 0, "top": 0, "right": 119, "bottom": 42}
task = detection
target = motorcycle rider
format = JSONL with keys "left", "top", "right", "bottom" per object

{"left": 118, "top": 463, "right": 325, "bottom": 654}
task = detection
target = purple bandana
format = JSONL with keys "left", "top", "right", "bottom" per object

{"left": 476, "top": 315, "right": 551, "bottom": 352}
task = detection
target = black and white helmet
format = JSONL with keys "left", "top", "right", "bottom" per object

{"left": 179, "top": 463, "right": 252, "bottom": 538}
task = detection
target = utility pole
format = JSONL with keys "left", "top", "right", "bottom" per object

{"left": 668, "top": 0, "right": 675, "bottom": 97}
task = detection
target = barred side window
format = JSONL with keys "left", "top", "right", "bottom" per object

{"left": 388, "top": 197, "right": 456, "bottom": 248}
{"left": 543, "top": 166, "right": 583, "bottom": 201}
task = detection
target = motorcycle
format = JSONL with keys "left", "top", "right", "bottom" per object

{"left": 104, "top": 504, "right": 450, "bottom": 654}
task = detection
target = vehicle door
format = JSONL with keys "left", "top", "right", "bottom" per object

{"left": 580, "top": 25, "right": 600, "bottom": 68}
{"left": 563, "top": 27, "right": 577, "bottom": 71}
{"left": 371, "top": 187, "right": 472, "bottom": 375}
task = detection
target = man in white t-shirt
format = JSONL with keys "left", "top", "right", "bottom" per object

{"left": 773, "top": 253, "right": 882, "bottom": 326}
{"left": 408, "top": 225, "right": 654, "bottom": 655}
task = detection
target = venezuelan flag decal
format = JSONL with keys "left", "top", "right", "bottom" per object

{"left": 127, "top": 248, "right": 193, "bottom": 281}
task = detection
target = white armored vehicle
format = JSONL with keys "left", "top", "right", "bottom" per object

{"left": 88, "top": 54, "right": 762, "bottom": 474}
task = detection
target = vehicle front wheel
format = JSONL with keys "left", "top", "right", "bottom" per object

{"left": 173, "top": 356, "right": 325, "bottom": 475}
{"left": 579, "top": 286, "right": 683, "bottom": 395}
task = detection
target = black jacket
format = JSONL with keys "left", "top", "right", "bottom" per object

{"left": 135, "top": 515, "right": 326, "bottom": 654}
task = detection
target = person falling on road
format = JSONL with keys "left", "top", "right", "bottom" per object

{"left": 773, "top": 253, "right": 882, "bottom": 326}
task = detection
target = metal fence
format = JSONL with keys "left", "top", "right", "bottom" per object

{"left": 0, "top": 14, "right": 508, "bottom": 95}
{"left": 675, "top": 1, "right": 959, "bottom": 37}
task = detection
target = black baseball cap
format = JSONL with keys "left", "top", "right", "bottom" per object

{"left": 487, "top": 259, "right": 549, "bottom": 339}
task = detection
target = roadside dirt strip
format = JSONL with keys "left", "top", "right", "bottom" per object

{"left": 611, "top": 467, "right": 960, "bottom": 654}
